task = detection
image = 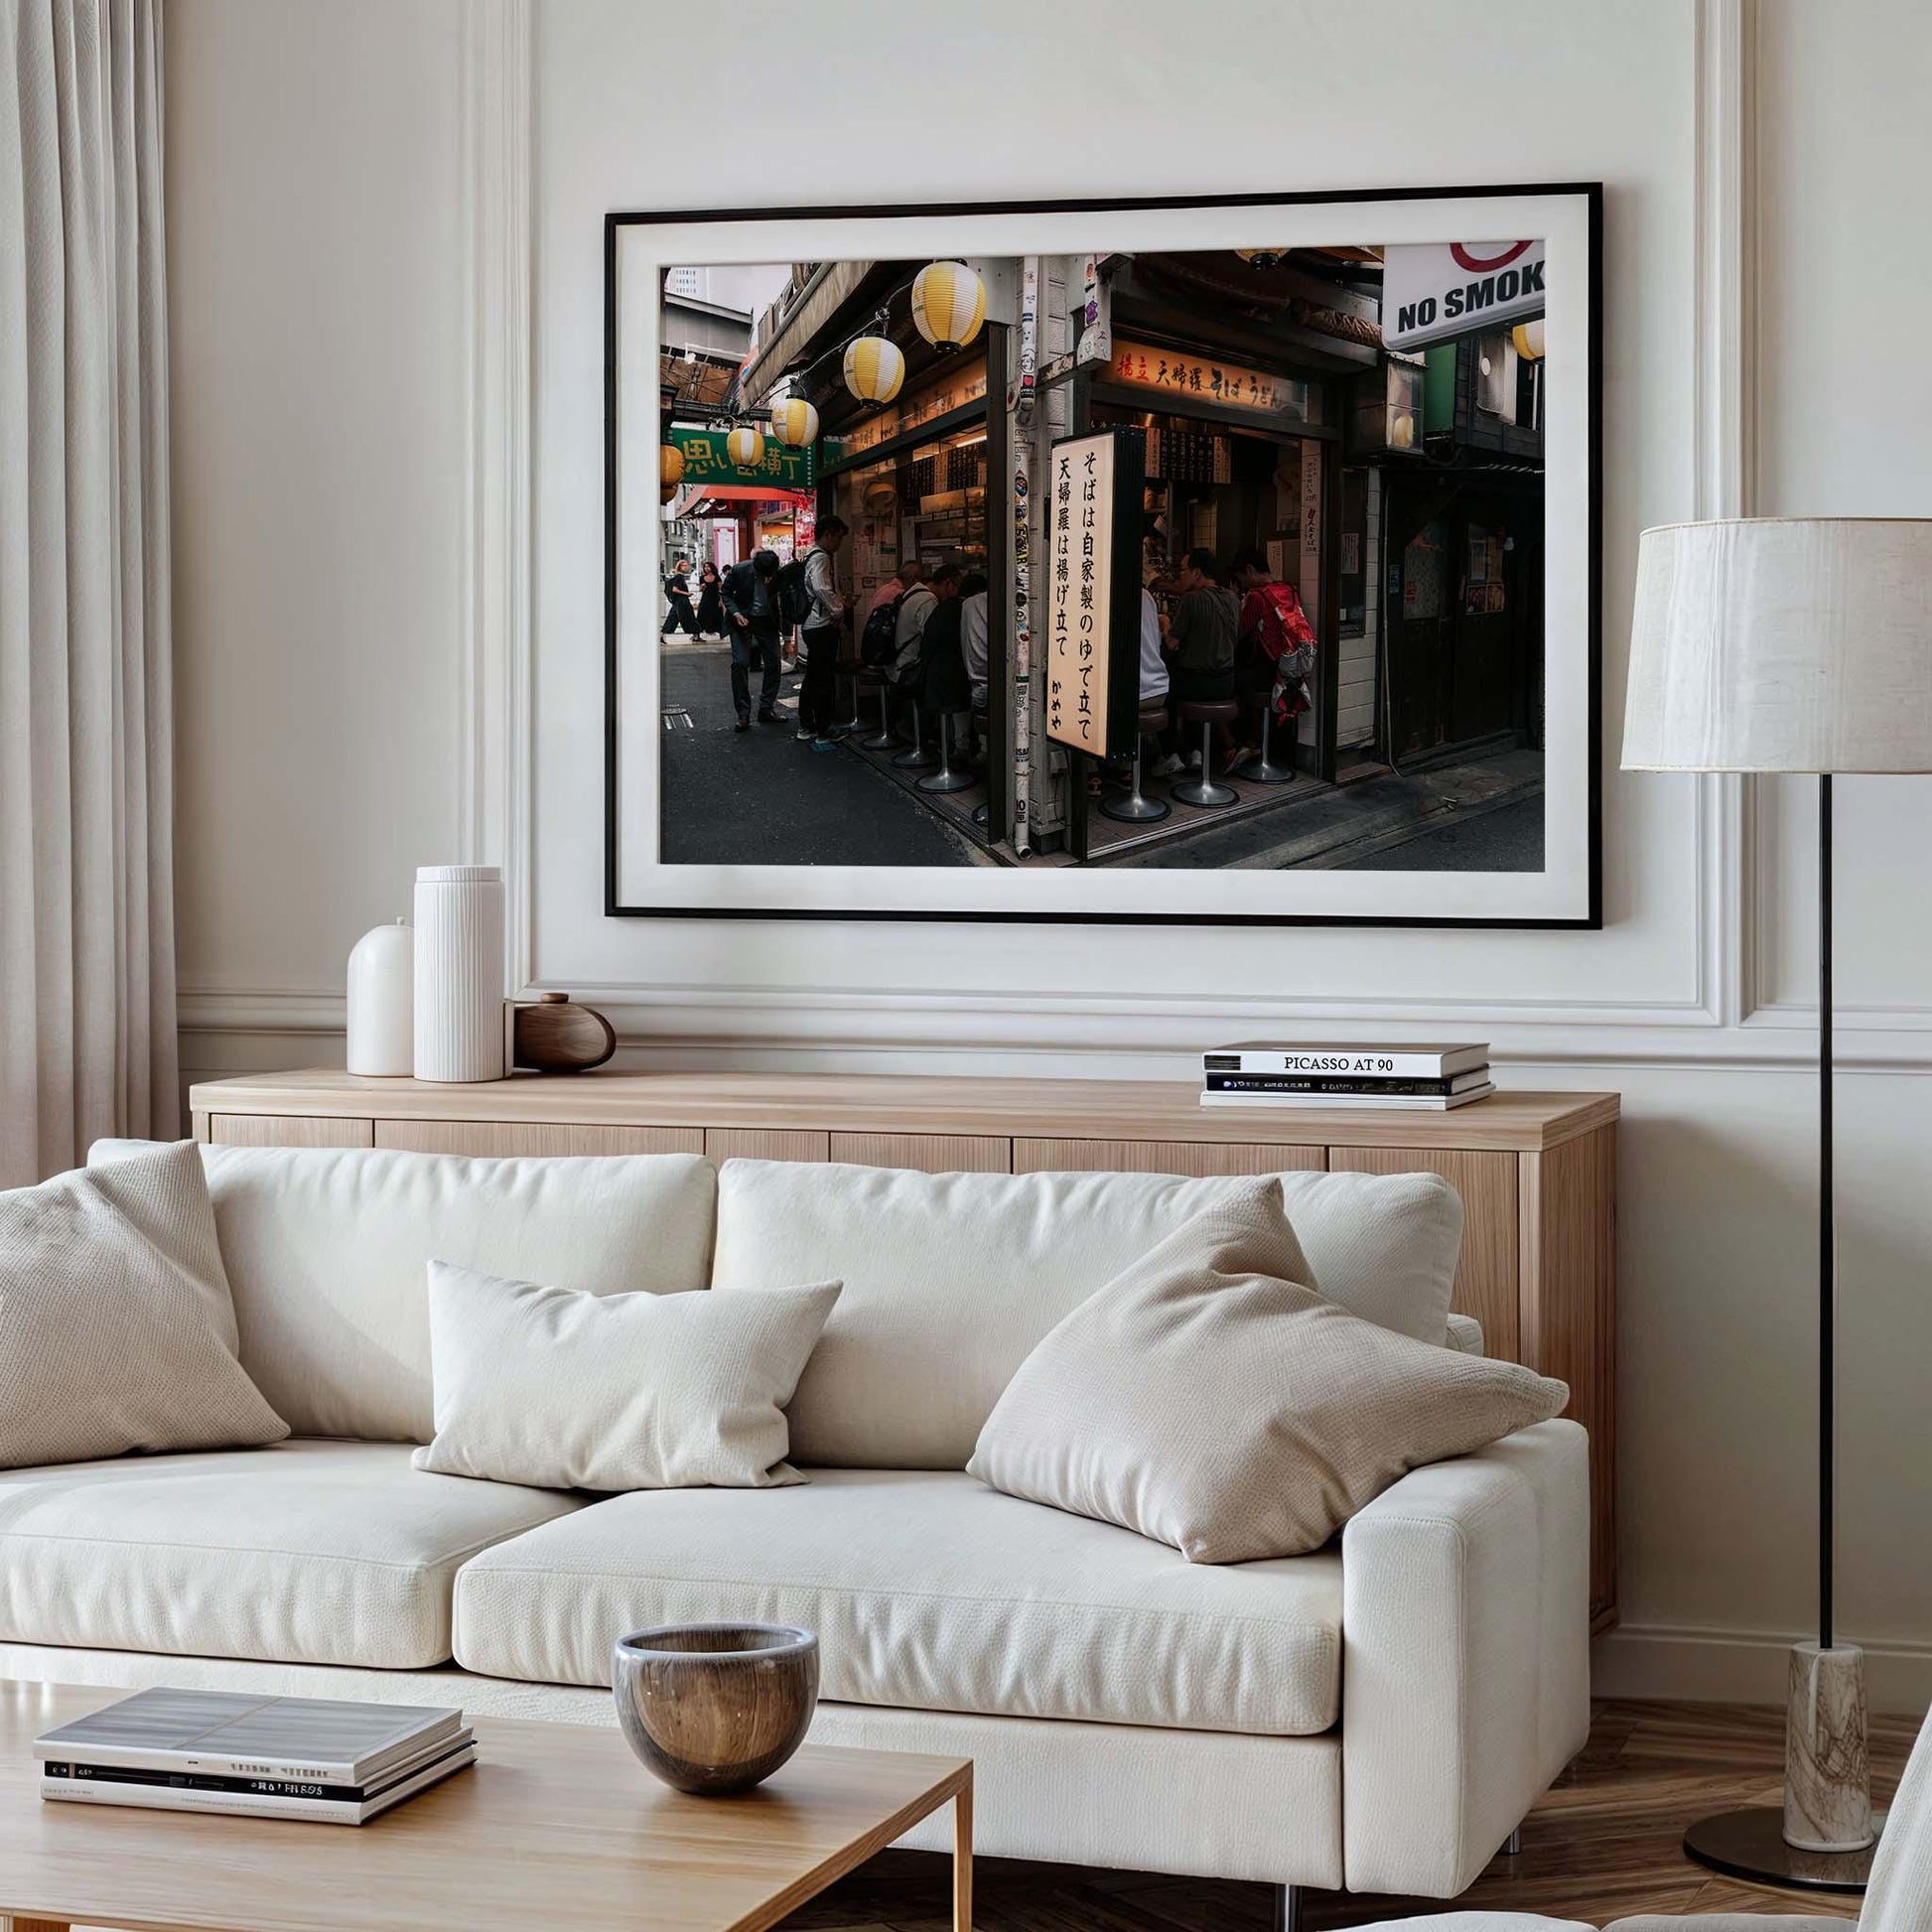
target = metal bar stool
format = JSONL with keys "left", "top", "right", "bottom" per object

{"left": 892, "top": 700, "right": 935, "bottom": 769}
{"left": 1172, "top": 699, "right": 1240, "bottom": 808}
{"left": 1237, "top": 689, "right": 1296, "bottom": 783}
{"left": 1101, "top": 698, "right": 1173, "bottom": 822}
{"left": 857, "top": 671, "right": 894, "bottom": 750}
{"left": 918, "top": 711, "right": 974, "bottom": 793}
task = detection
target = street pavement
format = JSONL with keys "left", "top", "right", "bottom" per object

{"left": 658, "top": 644, "right": 976, "bottom": 868}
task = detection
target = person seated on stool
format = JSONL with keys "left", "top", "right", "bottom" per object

{"left": 957, "top": 571, "right": 990, "bottom": 758}
{"left": 1230, "top": 545, "right": 1315, "bottom": 767}
{"left": 1154, "top": 548, "right": 1237, "bottom": 775}
{"left": 911, "top": 564, "right": 971, "bottom": 754}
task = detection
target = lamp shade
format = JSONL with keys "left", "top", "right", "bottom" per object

{"left": 1622, "top": 518, "right": 1932, "bottom": 773}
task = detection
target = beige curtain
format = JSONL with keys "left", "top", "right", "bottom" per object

{"left": 1, "top": 0, "right": 177, "bottom": 1186}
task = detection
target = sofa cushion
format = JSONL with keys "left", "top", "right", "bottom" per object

{"left": 90, "top": 1142, "right": 717, "bottom": 1443}
{"left": 453, "top": 1467, "right": 1341, "bottom": 1736}
{"left": 710, "top": 1160, "right": 1462, "bottom": 1468}
{"left": 0, "top": 1439, "right": 582, "bottom": 1668}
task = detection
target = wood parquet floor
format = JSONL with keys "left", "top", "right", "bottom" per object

{"left": 781, "top": 1700, "right": 1920, "bottom": 1932}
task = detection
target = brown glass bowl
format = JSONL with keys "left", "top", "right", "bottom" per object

{"left": 613, "top": 1624, "right": 819, "bottom": 1796}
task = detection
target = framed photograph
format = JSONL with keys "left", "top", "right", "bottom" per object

{"left": 609, "top": 184, "right": 1600, "bottom": 926}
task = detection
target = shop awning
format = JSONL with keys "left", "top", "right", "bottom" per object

{"left": 674, "top": 483, "right": 813, "bottom": 518}
{"left": 738, "top": 260, "right": 874, "bottom": 405}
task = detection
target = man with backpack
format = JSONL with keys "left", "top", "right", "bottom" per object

{"left": 1230, "top": 545, "right": 1317, "bottom": 770}
{"left": 787, "top": 516, "right": 850, "bottom": 749}
{"left": 720, "top": 548, "right": 787, "bottom": 731}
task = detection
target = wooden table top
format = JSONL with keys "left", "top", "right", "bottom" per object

{"left": 0, "top": 1682, "right": 970, "bottom": 1932}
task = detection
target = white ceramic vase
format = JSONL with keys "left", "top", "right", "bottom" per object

{"left": 412, "top": 865, "right": 505, "bottom": 1083}
{"left": 345, "top": 918, "right": 414, "bottom": 1075}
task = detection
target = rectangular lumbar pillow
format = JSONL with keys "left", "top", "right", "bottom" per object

{"left": 0, "top": 1142, "right": 289, "bottom": 1468}
{"left": 967, "top": 1177, "right": 1567, "bottom": 1563}
{"left": 711, "top": 1159, "right": 1463, "bottom": 1470}
{"left": 412, "top": 1262, "right": 840, "bottom": 1491}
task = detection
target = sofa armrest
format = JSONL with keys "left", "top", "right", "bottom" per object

{"left": 1341, "top": 1418, "right": 1591, "bottom": 1898}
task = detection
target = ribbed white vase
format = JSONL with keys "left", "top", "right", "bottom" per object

{"left": 412, "top": 865, "right": 505, "bottom": 1083}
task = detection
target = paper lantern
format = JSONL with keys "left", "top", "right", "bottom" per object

{"left": 659, "top": 481, "right": 678, "bottom": 504}
{"left": 1511, "top": 318, "right": 1546, "bottom": 361}
{"left": 726, "top": 425, "right": 766, "bottom": 469}
{"left": 843, "top": 335, "right": 904, "bottom": 405}
{"left": 769, "top": 397, "right": 819, "bottom": 448}
{"left": 660, "top": 443, "right": 685, "bottom": 488}
{"left": 1235, "top": 248, "right": 1288, "bottom": 268}
{"left": 910, "top": 260, "right": 985, "bottom": 350}
{"left": 863, "top": 478, "right": 897, "bottom": 514}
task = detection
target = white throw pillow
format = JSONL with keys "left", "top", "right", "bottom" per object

{"left": 711, "top": 1159, "right": 1461, "bottom": 1469}
{"left": 968, "top": 1178, "right": 1567, "bottom": 1563}
{"left": 412, "top": 1261, "right": 840, "bottom": 1492}
{"left": 0, "top": 1143, "right": 289, "bottom": 1469}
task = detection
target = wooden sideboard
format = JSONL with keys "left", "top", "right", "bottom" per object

{"left": 190, "top": 1068, "right": 1619, "bottom": 1629}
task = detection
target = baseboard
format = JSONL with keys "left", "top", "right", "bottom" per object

{"left": 1593, "top": 1622, "right": 1932, "bottom": 1714}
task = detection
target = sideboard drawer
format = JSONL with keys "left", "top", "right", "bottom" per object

{"left": 374, "top": 1120, "right": 704, "bottom": 1158}
{"left": 1013, "top": 1138, "right": 1325, "bottom": 1176}
{"left": 207, "top": 1113, "right": 372, "bottom": 1149}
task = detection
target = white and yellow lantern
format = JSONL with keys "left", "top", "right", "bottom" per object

{"left": 725, "top": 425, "right": 766, "bottom": 469}
{"left": 660, "top": 443, "right": 686, "bottom": 488}
{"left": 1235, "top": 247, "right": 1288, "bottom": 268}
{"left": 1511, "top": 318, "right": 1546, "bottom": 361}
{"left": 768, "top": 396, "right": 819, "bottom": 448}
{"left": 910, "top": 259, "right": 986, "bottom": 350}
{"left": 843, "top": 335, "right": 904, "bottom": 405}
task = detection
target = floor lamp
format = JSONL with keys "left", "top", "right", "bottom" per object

{"left": 1623, "top": 517, "right": 1932, "bottom": 1891}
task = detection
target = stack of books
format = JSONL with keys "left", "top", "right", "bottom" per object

{"left": 1200, "top": 1041, "right": 1494, "bottom": 1111}
{"left": 37, "top": 1688, "right": 476, "bottom": 1825}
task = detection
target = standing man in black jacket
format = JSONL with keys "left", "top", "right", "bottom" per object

{"left": 720, "top": 549, "right": 786, "bottom": 731}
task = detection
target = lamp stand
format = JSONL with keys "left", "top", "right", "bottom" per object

{"left": 1683, "top": 774, "right": 1879, "bottom": 1893}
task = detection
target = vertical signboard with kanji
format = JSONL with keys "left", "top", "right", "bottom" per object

{"left": 1045, "top": 427, "right": 1143, "bottom": 761}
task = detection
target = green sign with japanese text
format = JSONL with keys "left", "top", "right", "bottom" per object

{"left": 667, "top": 428, "right": 815, "bottom": 490}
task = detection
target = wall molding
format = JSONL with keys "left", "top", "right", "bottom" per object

{"left": 1595, "top": 1620, "right": 1932, "bottom": 1716}
{"left": 457, "top": 0, "right": 534, "bottom": 991}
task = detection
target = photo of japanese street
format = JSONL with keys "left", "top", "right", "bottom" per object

{"left": 656, "top": 244, "right": 1548, "bottom": 872}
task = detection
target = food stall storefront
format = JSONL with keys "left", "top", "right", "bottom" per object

{"left": 1070, "top": 250, "right": 1382, "bottom": 783}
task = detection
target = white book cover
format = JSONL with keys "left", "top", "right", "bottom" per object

{"left": 36, "top": 1688, "right": 464, "bottom": 1784}
{"left": 1203, "top": 1042, "right": 1489, "bottom": 1078}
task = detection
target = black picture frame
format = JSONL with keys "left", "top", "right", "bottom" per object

{"left": 608, "top": 182, "right": 1602, "bottom": 929}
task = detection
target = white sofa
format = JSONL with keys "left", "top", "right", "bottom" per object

{"left": 0, "top": 1143, "right": 1591, "bottom": 1907}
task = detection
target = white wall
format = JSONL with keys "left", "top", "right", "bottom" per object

{"left": 170, "top": 0, "right": 1932, "bottom": 1707}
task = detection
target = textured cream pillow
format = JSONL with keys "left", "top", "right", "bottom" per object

{"left": 412, "top": 1263, "right": 840, "bottom": 1491}
{"left": 0, "top": 1143, "right": 289, "bottom": 1469}
{"left": 967, "top": 1178, "right": 1568, "bottom": 1563}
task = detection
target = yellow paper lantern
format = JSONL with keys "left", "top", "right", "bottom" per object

{"left": 768, "top": 397, "right": 819, "bottom": 448}
{"left": 659, "top": 481, "right": 678, "bottom": 504}
{"left": 725, "top": 425, "right": 766, "bottom": 469}
{"left": 1236, "top": 248, "right": 1288, "bottom": 268}
{"left": 660, "top": 443, "right": 686, "bottom": 488}
{"left": 910, "top": 260, "right": 985, "bottom": 350}
{"left": 1511, "top": 318, "right": 1546, "bottom": 361}
{"left": 843, "top": 335, "right": 904, "bottom": 405}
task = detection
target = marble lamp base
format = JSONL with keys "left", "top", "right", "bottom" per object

{"left": 1684, "top": 1641, "right": 1879, "bottom": 1893}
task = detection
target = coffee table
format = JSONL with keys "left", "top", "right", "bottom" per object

{"left": 0, "top": 1681, "right": 972, "bottom": 1932}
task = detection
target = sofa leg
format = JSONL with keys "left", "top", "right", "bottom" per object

{"left": 1271, "top": 1885, "right": 1303, "bottom": 1932}
{"left": 1503, "top": 1826, "right": 1523, "bottom": 1857}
